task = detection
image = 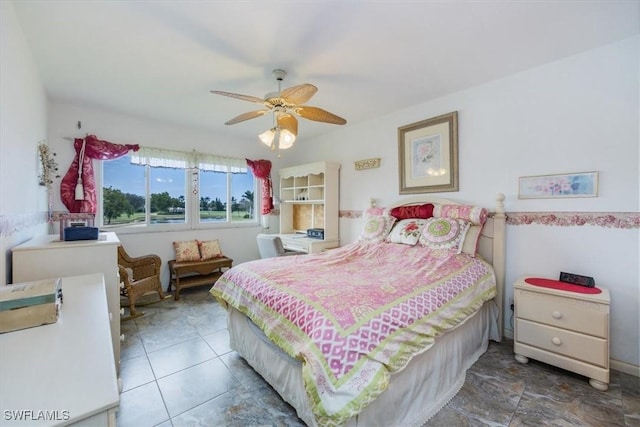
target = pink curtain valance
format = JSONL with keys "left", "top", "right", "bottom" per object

{"left": 60, "top": 134, "right": 139, "bottom": 213}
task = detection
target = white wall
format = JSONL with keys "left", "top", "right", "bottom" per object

{"left": 284, "top": 37, "right": 640, "bottom": 369}
{"left": 0, "top": 1, "right": 49, "bottom": 284}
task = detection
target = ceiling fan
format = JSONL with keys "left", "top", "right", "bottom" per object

{"left": 211, "top": 69, "right": 347, "bottom": 149}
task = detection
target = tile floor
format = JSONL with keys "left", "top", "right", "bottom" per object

{"left": 117, "top": 286, "right": 640, "bottom": 427}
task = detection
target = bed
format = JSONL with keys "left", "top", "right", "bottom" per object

{"left": 210, "top": 194, "right": 506, "bottom": 426}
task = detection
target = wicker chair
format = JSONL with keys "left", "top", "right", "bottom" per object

{"left": 118, "top": 245, "right": 167, "bottom": 320}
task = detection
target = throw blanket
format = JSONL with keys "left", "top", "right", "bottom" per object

{"left": 210, "top": 241, "right": 496, "bottom": 426}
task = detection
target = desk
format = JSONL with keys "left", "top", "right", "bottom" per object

{"left": 278, "top": 234, "right": 339, "bottom": 254}
{"left": 0, "top": 274, "right": 119, "bottom": 426}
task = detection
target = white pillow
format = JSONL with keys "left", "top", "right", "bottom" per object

{"left": 387, "top": 219, "right": 428, "bottom": 246}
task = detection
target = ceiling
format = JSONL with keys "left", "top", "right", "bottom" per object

{"left": 11, "top": 1, "right": 640, "bottom": 143}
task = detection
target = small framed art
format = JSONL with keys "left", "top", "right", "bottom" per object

{"left": 518, "top": 171, "right": 598, "bottom": 199}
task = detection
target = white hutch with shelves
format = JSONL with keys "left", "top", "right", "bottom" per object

{"left": 277, "top": 161, "right": 340, "bottom": 253}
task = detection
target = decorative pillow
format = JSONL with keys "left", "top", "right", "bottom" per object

{"left": 461, "top": 224, "right": 483, "bottom": 257}
{"left": 173, "top": 240, "right": 200, "bottom": 262}
{"left": 433, "top": 204, "right": 488, "bottom": 225}
{"left": 387, "top": 219, "right": 428, "bottom": 246}
{"left": 419, "top": 217, "right": 471, "bottom": 254}
{"left": 360, "top": 214, "right": 396, "bottom": 243}
{"left": 198, "top": 239, "right": 223, "bottom": 260}
{"left": 390, "top": 203, "right": 434, "bottom": 220}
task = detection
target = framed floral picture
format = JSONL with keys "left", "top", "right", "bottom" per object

{"left": 518, "top": 171, "right": 598, "bottom": 199}
{"left": 398, "top": 111, "right": 458, "bottom": 194}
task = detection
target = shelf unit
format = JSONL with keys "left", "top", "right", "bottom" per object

{"left": 278, "top": 161, "right": 340, "bottom": 253}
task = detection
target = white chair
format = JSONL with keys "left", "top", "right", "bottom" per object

{"left": 256, "top": 234, "right": 302, "bottom": 258}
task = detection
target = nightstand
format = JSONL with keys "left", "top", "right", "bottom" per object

{"left": 513, "top": 276, "right": 610, "bottom": 391}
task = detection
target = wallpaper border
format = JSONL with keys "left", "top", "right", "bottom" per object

{"left": 2, "top": 210, "right": 637, "bottom": 238}
{"left": 338, "top": 210, "right": 640, "bottom": 229}
{"left": 0, "top": 211, "right": 49, "bottom": 237}
{"left": 505, "top": 212, "right": 639, "bottom": 229}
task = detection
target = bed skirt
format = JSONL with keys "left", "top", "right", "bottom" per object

{"left": 226, "top": 300, "right": 498, "bottom": 426}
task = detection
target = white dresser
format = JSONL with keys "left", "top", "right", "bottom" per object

{"left": 11, "top": 232, "right": 121, "bottom": 374}
{"left": 0, "top": 274, "right": 119, "bottom": 426}
{"left": 513, "top": 276, "right": 610, "bottom": 390}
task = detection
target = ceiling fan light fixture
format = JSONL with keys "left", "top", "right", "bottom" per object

{"left": 278, "top": 129, "right": 296, "bottom": 149}
{"left": 258, "top": 127, "right": 296, "bottom": 150}
{"left": 259, "top": 128, "right": 276, "bottom": 147}
{"left": 214, "top": 68, "right": 344, "bottom": 152}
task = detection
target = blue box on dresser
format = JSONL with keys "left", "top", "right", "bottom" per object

{"left": 63, "top": 226, "right": 99, "bottom": 241}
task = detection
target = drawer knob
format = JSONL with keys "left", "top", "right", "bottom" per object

{"left": 551, "top": 337, "right": 562, "bottom": 346}
{"left": 552, "top": 311, "right": 563, "bottom": 319}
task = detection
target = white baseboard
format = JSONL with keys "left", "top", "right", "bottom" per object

{"left": 501, "top": 327, "right": 639, "bottom": 378}
{"left": 611, "top": 359, "right": 640, "bottom": 377}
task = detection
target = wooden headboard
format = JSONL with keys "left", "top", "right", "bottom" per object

{"left": 387, "top": 193, "right": 506, "bottom": 341}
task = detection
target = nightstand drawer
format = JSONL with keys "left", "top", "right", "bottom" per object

{"left": 515, "top": 288, "right": 608, "bottom": 338}
{"left": 516, "top": 319, "right": 607, "bottom": 367}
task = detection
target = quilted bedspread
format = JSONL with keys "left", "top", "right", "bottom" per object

{"left": 210, "top": 240, "right": 496, "bottom": 426}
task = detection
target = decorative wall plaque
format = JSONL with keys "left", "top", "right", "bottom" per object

{"left": 354, "top": 158, "right": 381, "bottom": 170}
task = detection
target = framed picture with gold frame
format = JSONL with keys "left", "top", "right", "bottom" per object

{"left": 398, "top": 111, "right": 458, "bottom": 194}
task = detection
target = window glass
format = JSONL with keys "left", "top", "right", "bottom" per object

{"left": 149, "top": 166, "right": 186, "bottom": 224}
{"left": 102, "top": 156, "right": 146, "bottom": 227}
{"left": 232, "top": 172, "right": 255, "bottom": 222}
{"left": 101, "top": 153, "right": 257, "bottom": 230}
{"left": 199, "top": 170, "right": 228, "bottom": 222}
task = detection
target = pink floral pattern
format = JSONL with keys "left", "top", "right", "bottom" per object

{"left": 198, "top": 239, "right": 222, "bottom": 260}
{"left": 339, "top": 210, "right": 640, "bottom": 230}
{"left": 507, "top": 212, "right": 640, "bottom": 228}
{"left": 173, "top": 240, "right": 200, "bottom": 262}
{"left": 387, "top": 219, "right": 427, "bottom": 245}
{"left": 433, "top": 204, "right": 488, "bottom": 225}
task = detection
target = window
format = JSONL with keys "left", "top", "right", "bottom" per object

{"left": 101, "top": 148, "right": 256, "bottom": 230}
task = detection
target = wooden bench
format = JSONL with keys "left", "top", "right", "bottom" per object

{"left": 168, "top": 256, "right": 233, "bottom": 300}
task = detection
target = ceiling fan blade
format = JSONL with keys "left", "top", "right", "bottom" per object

{"left": 225, "top": 110, "right": 269, "bottom": 125}
{"left": 280, "top": 84, "right": 317, "bottom": 105}
{"left": 277, "top": 113, "right": 298, "bottom": 136}
{"left": 293, "top": 106, "right": 347, "bottom": 125}
{"left": 210, "top": 90, "right": 265, "bottom": 104}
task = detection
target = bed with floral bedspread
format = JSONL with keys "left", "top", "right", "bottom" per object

{"left": 210, "top": 238, "right": 496, "bottom": 426}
